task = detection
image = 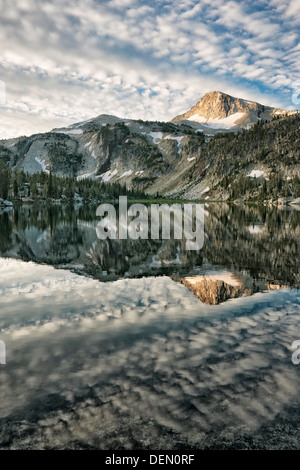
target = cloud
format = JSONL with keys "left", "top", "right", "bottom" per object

{"left": 0, "top": 0, "right": 299, "bottom": 138}
{"left": 271, "top": 0, "right": 300, "bottom": 23}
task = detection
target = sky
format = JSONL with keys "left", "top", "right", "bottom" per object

{"left": 0, "top": 0, "right": 299, "bottom": 139}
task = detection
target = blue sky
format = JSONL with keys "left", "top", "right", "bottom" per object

{"left": 0, "top": 0, "right": 299, "bottom": 138}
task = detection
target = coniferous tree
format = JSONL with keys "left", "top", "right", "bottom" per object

{"left": 13, "top": 178, "right": 19, "bottom": 198}
{"left": 47, "top": 170, "right": 54, "bottom": 199}
{"left": 0, "top": 160, "right": 10, "bottom": 199}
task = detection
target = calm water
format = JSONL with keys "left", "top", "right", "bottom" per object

{"left": 0, "top": 202, "right": 299, "bottom": 449}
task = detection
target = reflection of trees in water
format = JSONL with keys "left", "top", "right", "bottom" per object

{"left": 83, "top": 237, "right": 203, "bottom": 280}
{"left": 204, "top": 204, "right": 300, "bottom": 288}
{"left": 0, "top": 212, "right": 12, "bottom": 254}
{"left": 44, "top": 225, "right": 82, "bottom": 264}
{"left": 4, "top": 204, "right": 87, "bottom": 265}
{"left": 1, "top": 203, "right": 299, "bottom": 287}
{"left": 15, "top": 223, "right": 84, "bottom": 266}
{"left": 12, "top": 204, "right": 82, "bottom": 234}
{"left": 3, "top": 204, "right": 205, "bottom": 278}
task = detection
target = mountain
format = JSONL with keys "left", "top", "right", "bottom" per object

{"left": 171, "top": 91, "right": 296, "bottom": 130}
{"left": 0, "top": 92, "right": 299, "bottom": 203}
{"left": 176, "top": 113, "right": 300, "bottom": 202}
{"left": 0, "top": 114, "right": 207, "bottom": 195}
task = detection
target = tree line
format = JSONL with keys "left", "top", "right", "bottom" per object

{"left": 0, "top": 161, "right": 147, "bottom": 202}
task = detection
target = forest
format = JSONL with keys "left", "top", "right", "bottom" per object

{"left": 0, "top": 160, "right": 146, "bottom": 202}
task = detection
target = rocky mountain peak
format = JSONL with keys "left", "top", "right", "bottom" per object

{"left": 194, "top": 91, "right": 241, "bottom": 119}
{"left": 172, "top": 91, "right": 293, "bottom": 129}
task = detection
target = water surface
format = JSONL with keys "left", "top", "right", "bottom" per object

{"left": 0, "top": 203, "right": 299, "bottom": 449}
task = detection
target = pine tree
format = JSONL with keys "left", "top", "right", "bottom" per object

{"left": 30, "top": 181, "right": 38, "bottom": 198}
{"left": 13, "top": 178, "right": 19, "bottom": 198}
{"left": 47, "top": 170, "right": 54, "bottom": 199}
{"left": 0, "top": 160, "right": 10, "bottom": 199}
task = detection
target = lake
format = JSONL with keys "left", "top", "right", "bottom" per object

{"left": 0, "top": 202, "right": 299, "bottom": 449}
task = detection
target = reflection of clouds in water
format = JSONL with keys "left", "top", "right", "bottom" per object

{"left": 0, "top": 258, "right": 300, "bottom": 449}
{"left": 0, "top": 258, "right": 200, "bottom": 334}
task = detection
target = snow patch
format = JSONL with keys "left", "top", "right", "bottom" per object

{"left": 187, "top": 112, "right": 245, "bottom": 129}
{"left": 99, "top": 169, "right": 118, "bottom": 182}
{"left": 77, "top": 171, "right": 96, "bottom": 181}
{"left": 119, "top": 170, "right": 133, "bottom": 178}
{"left": 35, "top": 157, "right": 49, "bottom": 174}
{"left": 54, "top": 128, "right": 83, "bottom": 135}
{"left": 165, "top": 135, "right": 184, "bottom": 152}
{"left": 247, "top": 170, "right": 267, "bottom": 179}
{"left": 74, "top": 118, "right": 94, "bottom": 128}
{"left": 148, "top": 132, "right": 163, "bottom": 143}
{"left": 247, "top": 225, "right": 266, "bottom": 234}
{"left": 201, "top": 186, "right": 210, "bottom": 194}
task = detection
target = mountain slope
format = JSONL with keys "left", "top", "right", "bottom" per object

{"left": 0, "top": 94, "right": 300, "bottom": 203}
{"left": 174, "top": 113, "right": 300, "bottom": 202}
{"left": 172, "top": 91, "right": 296, "bottom": 130}
{"left": 0, "top": 115, "right": 205, "bottom": 194}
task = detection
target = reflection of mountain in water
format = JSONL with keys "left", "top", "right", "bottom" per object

{"left": 174, "top": 271, "right": 291, "bottom": 305}
{"left": 1, "top": 258, "right": 300, "bottom": 449}
{"left": 0, "top": 203, "right": 299, "bottom": 290}
{"left": 204, "top": 204, "right": 300, "bottom": 289}
{"left": 2, "top": 204, "right": 204, "bottom": 280}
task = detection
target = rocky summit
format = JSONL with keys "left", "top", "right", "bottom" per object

{"left": 172, "top": 90, "right": 296, "bottom": 130}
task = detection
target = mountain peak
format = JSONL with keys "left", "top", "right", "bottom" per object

{"left": 171, "top": 91, "right": 293, "bottom": 129}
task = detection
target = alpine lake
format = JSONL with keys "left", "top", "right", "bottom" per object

{"left": 0, "top": 201, "right": 299, "bottom": 449}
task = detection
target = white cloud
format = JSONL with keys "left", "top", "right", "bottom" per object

{"left": 0, "top": 0, "right": 299, "bottom": 138}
